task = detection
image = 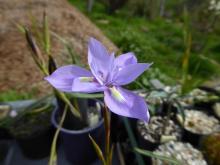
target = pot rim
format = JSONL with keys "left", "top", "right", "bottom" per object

{"left": 51, "top": 106, "right": 104, "bottom": 134}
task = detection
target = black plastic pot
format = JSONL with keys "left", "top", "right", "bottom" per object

{"left": 111, "top": 113, "right": 137, "bottom": 142}
{"left": 155, "top": 102, "right": 178, "bottom": 118}
{"left": 182, "top": 127, "right": 205, "bottom": 148}
{"left": 138, "top": 134, "right": 160, "bottom": 152}
{"left": 51, "top": 106, "right": 105, "bottom": 164}
{"left": 0, "top": 127, "right": 12, "bottom": 140}
{"left": 0, "top": 140, "right": 11, "bottom": 164}
{"left": 56, "top": 98, "right": 99, "bottom": 130}
{"left": 138, "top": 135, "right": 160, "bottom": 165}
{"left": 16, "top": 126, "right": 54, "bottom": 159}
{"left": 136, "top": 121, "right": 160, "bottom": 165}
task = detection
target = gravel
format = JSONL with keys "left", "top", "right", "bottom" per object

{"left": 179, "top": 88, "right": 219, "bottom": 106}
{"left": 152, "top": 141, "right": 207, "bottom": 165}
{"left": 137, "top": 116, "right": 182, "bottom": 143}
{"left": 177, "top": 110, "right": 220, "bottom": 135}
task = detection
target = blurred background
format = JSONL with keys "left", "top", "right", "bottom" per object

{"left": 0, "top": 0, "right": 220, "bottom": 99}
{"left": 0, "top": 0, "right": 220, "bottom": 165}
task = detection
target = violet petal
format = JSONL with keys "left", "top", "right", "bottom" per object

{"left": 104, "top": 87, "right": 149, "bottom": 122}
{"left": 88, "top": 38, "right": 114, "bottom": 84}
{"left": 115, "top": 52, "right": 137, "bottom": 68}
{"left": 113, "top": 63, "right": 152, "bottom": 86}
{"left": 45, "top": 65, "right": 92, "bottom": 92}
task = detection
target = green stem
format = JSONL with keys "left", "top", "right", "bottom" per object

{"left": 103, "top": 104, "right": 111, "bottom": 165}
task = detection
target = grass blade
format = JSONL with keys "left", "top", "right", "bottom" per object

{"left": 89, "top": 135, "right": 106, "bottom": 165}
{"left": 49, "top": 105, "right": 68, "bottom": 165}
{"left": 122, "top": 118, "right": 145, "bottom": 165}
{"left": 43, "top": 11, "right": 50, "bottom": 54}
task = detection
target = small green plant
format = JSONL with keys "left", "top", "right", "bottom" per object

{"left": 180, "top": 8, "right": 204, "bottom": 94}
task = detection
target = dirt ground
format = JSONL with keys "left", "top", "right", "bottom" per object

{"left": 0, "top": 0, "right": 118, "bottom": 97}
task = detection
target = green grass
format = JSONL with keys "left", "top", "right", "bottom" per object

{"left": 0, "top": 90, "right": 34, "bottom": 102}
{"left": 69, "top": 0, "right": 220, "bottom": 87}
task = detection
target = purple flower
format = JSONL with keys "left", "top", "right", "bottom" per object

{"left": 45, "top": 38, "right": 152, "bottom": 121}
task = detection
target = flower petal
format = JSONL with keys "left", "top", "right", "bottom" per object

{"left": 115, "top": 52, "right": 137, "bottom": 68}
{"left": 88, "top": 38, "right": 114, "bottom": 84}
{"left": 113, "top": 63, "right": 152, "bottom": 85}
{"left": 104, "top": 87, "right": 149, "bottom": 122}
{"left": 72, "top": 77, "right": 106, "bottom": 93}
{"left": 44, "top": 65, "right": 92, "bottom": 92}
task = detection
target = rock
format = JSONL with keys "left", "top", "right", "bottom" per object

{"left": 0, "top": 0, "right": 117, "bottom": 96}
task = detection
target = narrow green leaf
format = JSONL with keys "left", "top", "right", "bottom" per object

{"left": 27, "top": 102, "right": 51, "bottom": 115}
{"left": 173, "top": 99, "right": 185, "bottom": 123}
{"left": 116, "top": 143, "right": 125, "bottom": 165}
{"left": 89, "top": 135, "right": 106, "bottom": 165}
{"left": 43, "top": 11, "right": 50, "bottom": 54}
{"left": 56, "top": 91, "right": 81, "bottom": 118}
{"left": 24, "top": 28, "right": 46, "bottom": 72}
{"left": 67, "top": 93, "right": 104, "bottom": 99}
{"left": 28, "top": 13, "right": 44, "bottom": 47}
{"left": 135, "top": 148, "right": 181, "bottom": 165}
{"left": 109, "top": 145, "right": 115, "bottom": 165}
{"left": 122, "top": 118, "right": 145, "bottom": 165}
{"left": 15, "top": 23, "right": 26, "bottom": 33}
{"left": 49, "top": 105, "right": 68, "bottom": 165}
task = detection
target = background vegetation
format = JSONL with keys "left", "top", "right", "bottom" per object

{"left": 69, "top": 0, "right": 220, "bottom": 89}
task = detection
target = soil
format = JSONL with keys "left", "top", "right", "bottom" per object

{"left": 0, "top": 0, "right": 118, "bottom": 97}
